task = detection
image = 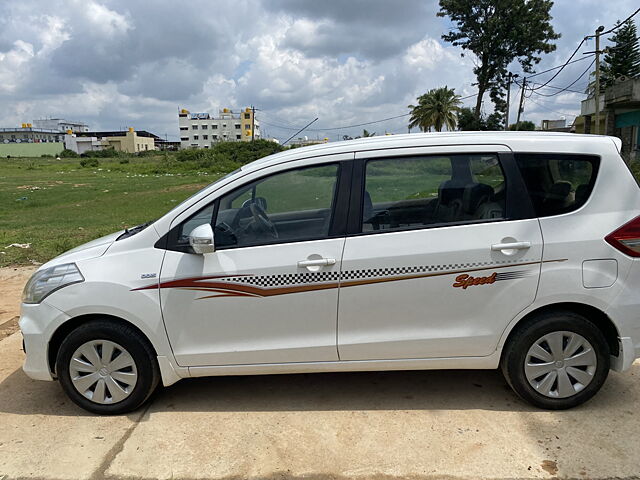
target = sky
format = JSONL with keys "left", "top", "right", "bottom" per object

{"left": 0, "top": 0, "right": 637, "bottom": 142}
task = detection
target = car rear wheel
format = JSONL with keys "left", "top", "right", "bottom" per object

{"left": 56, "top": 320, "right": 160, "bottom": 415}
{"left": 501, "top": 311, "right": 610, "bottom": 409}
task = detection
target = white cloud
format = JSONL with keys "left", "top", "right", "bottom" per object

{"left": 81, "top": 0, "right": 131, "bottom": 37}
{"left": 0, "top": 0, "right": 638, "bottom": 138}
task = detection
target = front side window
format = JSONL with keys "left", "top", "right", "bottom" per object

{"left": 173, "top": 164, "right": 340, "bottom": 252}
{"left": 514, "top": 153, "right": 599, "bottom": 217}
{"left": 362, "top": 154, "right": 506, "bottom": 232}
{"left": 214, "top": 164, "right": 339, "bottom": 248}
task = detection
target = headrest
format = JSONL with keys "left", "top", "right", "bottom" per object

{"left": 548, "top": 181, "right": 572, "bottom": 200}
{"left": 462, "top": 183, "right": 494, "bottom": 215}
{"left": 363, "top": 190, "right": 373, "bottom": 221}
{"left": 439, "top": 180, "right": 466, "bottom": 205}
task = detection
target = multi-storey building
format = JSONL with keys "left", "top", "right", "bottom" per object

{"left": 0, "top": 125, "right": 63, "bottom": 143}
{"left": 178, "top": 107, "right": 260, "bottom": 149}
{"left": 33, "top": 118, "right": 89, "bottom": 133}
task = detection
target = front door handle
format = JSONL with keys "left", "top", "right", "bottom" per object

{"left": 297, "top": 258, "right": 336, "bottom": 267}
{"left": 491, "top": 241, "right": 531, "bottom": 251}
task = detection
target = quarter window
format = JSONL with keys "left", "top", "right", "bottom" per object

{"left": 362, "top": 154, "right": 506, "bottom": 232}
{"left": 514, "top": 153, "right": 599, "bottom": 217}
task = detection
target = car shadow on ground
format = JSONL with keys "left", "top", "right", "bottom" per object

{"left": 0, "top": 364, "right": 635, "bottom": 417}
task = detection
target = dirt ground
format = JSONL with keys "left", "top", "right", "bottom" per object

{"left": 0, "top": 266, "right": 36, "bottom": 340}
{"left": 1, "top": 266, "right": 640, "bottom": 480}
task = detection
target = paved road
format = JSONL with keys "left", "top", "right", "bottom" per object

{"left": 1, "top": 328, "right": 640, "bottom": 480}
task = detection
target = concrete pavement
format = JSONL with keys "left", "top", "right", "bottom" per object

{"left": 1, "top": 326, "right": 640, "bottom": 479}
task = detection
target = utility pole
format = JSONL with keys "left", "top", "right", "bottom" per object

{"left": 504, "top": 73, "right": 518, "bottom": 130}
{"left": 594, "top": 25, "right": 605, "bottom": 135}
{"left": 251, "top": 105, "right": 256, "bottom": 141}
{"left": 515, "top": 77, "right": 527, "bottom": 130}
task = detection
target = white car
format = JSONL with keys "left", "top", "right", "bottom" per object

{"left": 19, "top": 132, "right": 640, "bottom": 414}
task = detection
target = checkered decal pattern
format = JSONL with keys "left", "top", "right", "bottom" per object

{"left": 340, "top": 259, "right": 536, "bottom": 281}
{"left": 214, "top": 258, "right": 538, "bottom": 289}
{"left": 219, "top": 271, "right": 341, "bottom": 288}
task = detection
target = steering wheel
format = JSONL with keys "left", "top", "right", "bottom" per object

{"left": 249, "top": 201, "right": 278, "bottom": 239}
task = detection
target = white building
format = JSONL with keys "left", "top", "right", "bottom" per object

{"left": 178, "top": 108, "right": 260, "bottom": 149}
{"left": 33, "top": 118, "right": 89, "bottom": 133}
{"left": 64, "top": 134, "right": 103, "bottom": 155}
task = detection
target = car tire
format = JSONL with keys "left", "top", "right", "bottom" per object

{"left": 501, "top": 310, "right": 610, "bottom": 410}
{"left": 56, "top": 320, "right": 160, "bottom": 415}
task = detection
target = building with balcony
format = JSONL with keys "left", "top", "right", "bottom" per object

{"left": 178, "top": 107, "right": 260, "bottom": 149}
{"left": 576, "top": 78, "right": 640, "bottom": 162}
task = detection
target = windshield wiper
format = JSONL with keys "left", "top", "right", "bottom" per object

{"left": 116, "top": 220, "right": 155, "bottom": 241}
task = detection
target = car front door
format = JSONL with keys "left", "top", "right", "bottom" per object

{"left": 159, "top": 155, "right": 351, "bottom": 367}
{"left": 337, "top": 146, "right": 543, "bottom": 360}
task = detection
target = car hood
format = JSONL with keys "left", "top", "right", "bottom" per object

{"left": 39, "top": 230, "right": 124, "bottom": 270}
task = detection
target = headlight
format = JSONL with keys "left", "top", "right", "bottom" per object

{"left": 22, "top": 263, "right": 84, "bottom": 304}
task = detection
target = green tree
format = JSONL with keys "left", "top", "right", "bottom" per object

{"left": 456, "top": 107, "right": 504, "bottom": 131}
{"left": 409, "top": 86, "right": 462, "bottom": 132}
{"left": 438, "top": 0, "right": 559, "bottom": 121}
{"left": 508, "top": 120, "right": 536, "bottom": 131}
{"left": 601, "top": 19, "right": 640, "bottom": 87}
{"left": 362, "top": 129, "right": 376, "bottom": 137}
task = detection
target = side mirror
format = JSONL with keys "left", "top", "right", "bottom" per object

{"left": 188, "top": 223, "right": 215, "bottom": 254}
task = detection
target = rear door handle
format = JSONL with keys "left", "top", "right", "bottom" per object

{"left": 491, "top": 241, "right": 531, "bottom": 251}
{"left": 297, "top": 258, "right": 336, "bottom": 267}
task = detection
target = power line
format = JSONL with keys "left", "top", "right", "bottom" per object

{"left": 586, "top": 7, "right": 640, "bottom": 37}
{"left": 525, "top": 97, "right": 578, "bottom": 118}
{"left": 259, "top": 92, "right": 479, "bottom": 134}
{"left": 526, "top": 55, "right": 594, "bottom": 79}
{"left": 528, "top": 38, "right": 587, "bottom": 90}
{"left": 515, "top": 59, "right": 594, "bottom": 99}
{"left": 526, "top": 81, "right": 586, "bottom": 95}
{"left": 530, "top": 59, "right": 595, "bottom": 97}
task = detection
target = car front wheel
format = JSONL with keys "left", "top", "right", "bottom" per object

{"left": 56, "top": 320, "right": 160, "bottom": 415}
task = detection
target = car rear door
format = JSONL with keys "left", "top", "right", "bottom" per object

{"left": 337, "top": 145, "right": 544, "bottom": 360}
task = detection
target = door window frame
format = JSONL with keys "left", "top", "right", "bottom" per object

{"left": 161, "top": 160, "right": 353, "bottom": 253}
{"left": 345, "top": 150, "right": 535, "bottom": 236}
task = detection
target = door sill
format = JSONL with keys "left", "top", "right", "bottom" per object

{"left": 186, "top": 353, "right": 500, "bottom": 378}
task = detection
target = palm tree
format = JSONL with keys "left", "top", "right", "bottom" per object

{"left": 408, "top": 86, "right": 462, "bottom": 132}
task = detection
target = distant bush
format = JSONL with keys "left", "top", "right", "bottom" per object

{"left": 80, "top": 158, "right": 99, "bottom": 168}
{"left": 135, "top": 149, "right": 161, "bottom": 157}
{"left": 176, "top": 148, "right": 208, "bottom": 163}
{"left": 40, "top": 154, "right": 54, "bottom": 158}
{"left": 119, "top": 158, "right": 130, "bottom": 164}
{"left": 176, "top": 140, "right": 284, "bottom": 170}
{"left": 83, "top": 148, "right": 122, "bottom": 158}
{"left": 60, "top": 149, "right": 79, "bottom": 158}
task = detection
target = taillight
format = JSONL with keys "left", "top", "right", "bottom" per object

{"left": 605, "top": 215, "right": 640, "bottom": 257}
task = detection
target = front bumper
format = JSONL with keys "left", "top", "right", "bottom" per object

{"left": 19, "top": 302, "right": 71, "bottom": 381}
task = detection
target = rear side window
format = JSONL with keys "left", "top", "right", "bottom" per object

{"left": 514, "top": 153, "right": 599, "bottom": 217}
{"left": 362, "top": 154, "right": 506, "bottom": 232}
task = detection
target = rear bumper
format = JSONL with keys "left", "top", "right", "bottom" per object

{"left": 611, "top": 336, "right": 636, "bottom": 372}
{"left": 19, "top": 302, "right": 70, "bottom": 381}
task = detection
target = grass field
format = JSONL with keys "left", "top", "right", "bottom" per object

{"left": 3, "top": 152, "right": 640, "bottom": 268}
{"left": 0, "top": 155, "right": 221, "bottom": 267}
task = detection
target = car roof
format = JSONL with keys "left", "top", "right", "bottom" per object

{"left": 242, "top": 132, "right": 620, "bottom": 174}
